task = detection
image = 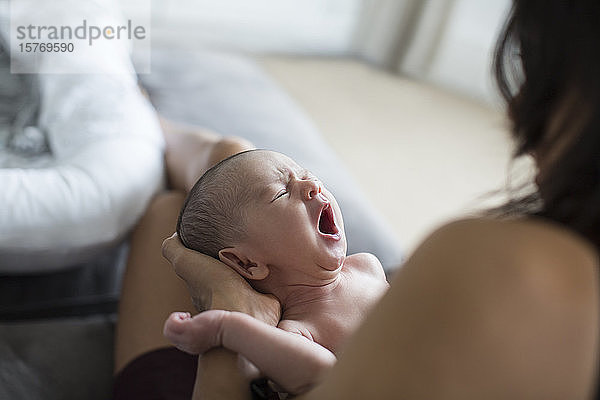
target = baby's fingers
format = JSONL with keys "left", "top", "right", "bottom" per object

{"left": 163, "top": 310, "right": 227, "bottom": 355}
{"left": 164, "top": 311, "right": 192, "bottom": 337}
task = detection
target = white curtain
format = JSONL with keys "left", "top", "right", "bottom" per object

{"left": 351, "top": 0, "right": 427, "bottom": 68}
{"left": 352, "top": 0, "right": 511, "bottom": 103}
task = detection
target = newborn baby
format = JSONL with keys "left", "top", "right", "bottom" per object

{"left": 164, "top": 149, "right": 389, "bottom": 394}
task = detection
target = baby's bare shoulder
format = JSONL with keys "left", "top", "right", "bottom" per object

{"left": 345, "top": 252, "right": 387, "bottom": 282}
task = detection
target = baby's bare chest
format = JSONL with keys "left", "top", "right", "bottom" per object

{"left": 294, "top": 275, "right": 386, "bottom": 353}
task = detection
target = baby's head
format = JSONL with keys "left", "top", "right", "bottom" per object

{"left": 177, "top": 150, "right": 347, "bottom": 287}
{"left": 177, "top": 150, "right": 253, "bottom": 260}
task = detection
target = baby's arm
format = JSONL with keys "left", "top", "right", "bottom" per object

{"left": 164, "top": 310, "right": 336, "bottom": 394}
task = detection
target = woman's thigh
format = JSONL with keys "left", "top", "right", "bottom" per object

{"left": 114, "top": 191, "right": 194, "bottom": 373}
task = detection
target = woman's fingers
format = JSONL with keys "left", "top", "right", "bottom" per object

{"left": 162, "top": 232, "right": 282, "bottom": 325}
{"left": 162, "top": 233, "right": 209, "bottom": 277}
{"left": 162, "top": 233, "right": 232, "bottom": 283}
{"left": 161, "top": 233, "right": 222, "bottom": 311}
{"left": 161, "top": 233, "right": 182, "bottom": 265}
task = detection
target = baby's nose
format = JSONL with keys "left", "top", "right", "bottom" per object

{"left": 302, "top": 179, "right": 322, "bottom": 200}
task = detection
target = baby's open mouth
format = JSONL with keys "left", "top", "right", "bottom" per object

{"left": 318, "top": 204, "right": 339, "bottom": 236}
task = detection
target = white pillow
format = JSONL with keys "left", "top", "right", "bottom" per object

{"left": 0, "top": 0, "right": 164, "bottom": 272}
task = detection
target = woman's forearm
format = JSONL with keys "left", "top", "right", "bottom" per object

{"left": 193, "top": 348, "right": 252, "bottom": 400}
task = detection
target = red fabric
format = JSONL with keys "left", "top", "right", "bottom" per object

{"left": 113, "top": 347, "right": 198, "bottom": 400}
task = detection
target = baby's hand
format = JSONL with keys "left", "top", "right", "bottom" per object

{"left": 163, "top": 310, "right": 228, "bottom": 355}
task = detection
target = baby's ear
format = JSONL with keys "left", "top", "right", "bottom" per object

{"left": 218, "top": 248, "right": 269, "bottom": 281}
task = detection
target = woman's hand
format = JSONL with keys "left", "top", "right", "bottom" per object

{"left": 161, "top": 233, "right": 281, "bottom": 327}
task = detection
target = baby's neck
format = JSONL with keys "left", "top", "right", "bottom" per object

{"left": 269, "top": 272, "right": 345, "bottom": 313}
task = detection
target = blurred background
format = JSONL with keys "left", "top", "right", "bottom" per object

{"left": 125, "top": 0, "right": 524, "bottom": 252}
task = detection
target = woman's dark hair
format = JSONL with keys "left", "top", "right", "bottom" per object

{"left": 493, "top": 0, "right": 600, "bottom": 247}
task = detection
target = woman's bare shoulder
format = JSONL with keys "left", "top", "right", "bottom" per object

{"left": 429, "top": 217, "right": 598, "bottom": 265}
{"left": 400, "top": 218, "right": 599, "bottom": 397}
{"left": 425, "top": 218, "right": 598, "bottom": 263}
{"left": 418, "top": 216, "right": 599, "bottom": 308}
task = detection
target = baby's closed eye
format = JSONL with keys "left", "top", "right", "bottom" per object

{"left": 274, "top": 189, "right": 288, "bottom": 200}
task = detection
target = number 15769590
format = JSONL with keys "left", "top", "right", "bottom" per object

{"left": 19, "top": 42, "right": 74, "bottom": 52}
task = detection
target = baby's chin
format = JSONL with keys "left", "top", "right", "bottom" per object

{"left": 320, "top": 251, "right": 346, "bottom": 272}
